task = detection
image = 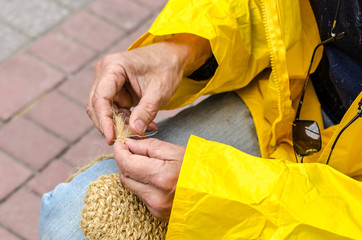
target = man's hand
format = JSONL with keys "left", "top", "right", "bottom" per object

{"left": 87, "top": 34, "right": 211, "bottom": 145}
{"left": 87, "top": 43, "right": 184, "bottom": 144}
{"left": 113, "top": 138, "right": 186, "bottom": 221}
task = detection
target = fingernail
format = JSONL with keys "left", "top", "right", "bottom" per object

{"left": 147, "top": 122, "right": 158, "bottom": 132}
{"left": 135, "top": 119, "right": 146, "bottom": 134}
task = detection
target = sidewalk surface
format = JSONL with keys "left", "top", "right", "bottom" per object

{"left": 0, "top": 0, "right": 180, "bottom": 239}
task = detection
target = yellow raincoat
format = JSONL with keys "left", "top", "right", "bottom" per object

{"left": 130, "top": 0, "right": 362, "bottom": 238}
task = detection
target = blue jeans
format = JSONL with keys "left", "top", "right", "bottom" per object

{"left": 38, "top": 92, "right": 261, "bottom": 239}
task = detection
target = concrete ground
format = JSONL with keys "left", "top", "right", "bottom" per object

{"left": 0, "top": 0, "right": 188, "bottom": 239}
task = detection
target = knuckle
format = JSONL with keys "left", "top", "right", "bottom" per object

{"left": 91, "top": 94, "right": 98, "bottom": 107}
{"left": 102, "top": 54, "right": 115, "bottom": 65}
{"left": 103, "top": 53, "right": 127, "bottom": 69}
{"left": 142, "top": 103, "right": 158, "bottom": 120}
{"left": 119, "top": 161, "right": 132, "bottom": 179}
{"left": 153, "top": 173, "right": 174, "bottom": 192}
{"left": 86, "top": 104, "right": 92, "bottom": 117}
{"left": 154, "top": 175, "right": 166, "bottom": 190}
{"left": 145, "top": 138, "right": 163, "bottom": 154}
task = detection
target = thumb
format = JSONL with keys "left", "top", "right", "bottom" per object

{"left": 130, "top": 94, "right": 161, "bottom": 134}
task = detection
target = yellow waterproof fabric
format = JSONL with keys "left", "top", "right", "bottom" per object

{"left": 169, "top": 134, "right": 362, "bottom": 239}
{"left": 129, "top": 0, "right": 362, "bottom": 238}
{"left": 130, "top": 0, "right": 323, "bottom": 158}
{"left": 167, "top": 93, "right": 362, "bottom": 239}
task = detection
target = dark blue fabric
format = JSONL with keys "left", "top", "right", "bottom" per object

{"left": 357, "top": 0, "right": 362, "bottom": 28}
{"left": 309, "top": 0, "right": 362, "bottom": 123}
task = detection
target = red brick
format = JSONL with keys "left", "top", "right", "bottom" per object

{"left": 28, "top": 31, "right": 95, "bottom": 73}
{"left": 109, "top": 24, "right": 150, "bottom": 53}
{"left": 0, "top": 54, "right": 64, "bottom": 121}
{"left": 0, "top": 188, "right": 40, "bottom": 240}
{"left": 0, "top": 226, "right": 20, "bottom": 240}
{"left": 59, "top": 11, "right": 125, "bottom": 51}
{"left": 26, "top": 91, "right": 93, "bottom": 142}
{"left": 136, "top": 0, "right": 168, "bottom": 10}
{"left": 27, "top": 160, "right": 74, "bottom": 195}
{"left": 108, "top": 14, "right": 157, "bottom": 53}
{"left": 58, "top": 67, "right": 94, "bottom": 106}
{"left": 88, "top": 0, "right": 152, "bottom": 31}
{"left": 62, "top": 129, "right": 112, "bottom": 167}
{"left": 0, "top": 151, "right": 32, "bottom": 200}
{"left": 0, "top": 117, "right": 67, "bottom": 170}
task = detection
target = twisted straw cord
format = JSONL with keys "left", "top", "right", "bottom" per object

{"left": 81, "top": 173, "right": 168, "bottom": 240}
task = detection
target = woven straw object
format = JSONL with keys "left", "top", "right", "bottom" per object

{"left": 81, "top": 173, "right": 168, "bottom": 240}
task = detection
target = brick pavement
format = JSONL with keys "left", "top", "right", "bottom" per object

{"left": 0, "top": 0, "right": 170, "bottom": 239}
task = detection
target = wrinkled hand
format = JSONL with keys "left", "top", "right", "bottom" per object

{"left": 87, "top": 34, "right": 211, "bottom": 145}
{"left": 87, "top": 43, "right": 183, "bottom": 144}
{"left": 113, "top": 138, "right": 185, "bottom": 221}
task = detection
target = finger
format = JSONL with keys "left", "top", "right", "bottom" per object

{"left": 118, "top": 173, "right": 170, "bottom": 221}
{"left": 86, "top": 61, "right": 103, "bottom": 134}
{"left": 125, "top": 138, "right": 185, "bottom": 160}
{"left": 115, "top": 141, "right": 179, "bottom": 210}
{"left": 113, "top": 141, "right": 163, "bottom": 184}
{"left": 129, "top": 92, "right": 161, "bottom": 134}
{"left": 93, "top": 96, "right": 116, "bottom": 145}
{"left": 93, "top": 65, "right": 127, "bottom": 144}
{"left": 146, "top": 121, "right": 158, "bottom": 132}
{"left": 118, "top": 173, "right": 150, "bottom": 199}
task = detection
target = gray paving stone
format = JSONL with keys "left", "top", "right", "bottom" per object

{"left": 0, "top": 22, "right": 29, "bottom": 62}
{"left": 0, "top": 0, "right": 69, "bottom": 37}
{"left": 56, "top": 0, "right": 92, "bottom": 10}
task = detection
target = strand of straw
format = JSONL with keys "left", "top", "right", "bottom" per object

{"left": 112, "top": 108, "right": 157, "bottom": 143}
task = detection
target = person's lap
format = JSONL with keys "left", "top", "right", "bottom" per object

{"left": 38, "top": 92, "right": 260, "bottom": 239}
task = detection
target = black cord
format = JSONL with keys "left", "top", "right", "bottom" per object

{"left": 331, "top": 0, "right": 342, "bottom": 36}
{"left": 326, "top": 98, "right": 362, "bottom": 164}
{"left": 294, "top": 32, "right": 345, "bottom": 121}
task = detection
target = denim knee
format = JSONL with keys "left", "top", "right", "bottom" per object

{"left": 39, "top": 158, "right": 118, "bottom": 240}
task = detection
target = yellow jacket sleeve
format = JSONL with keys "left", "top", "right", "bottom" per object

{"left": 167, "top": 135, "right": 362, "bottom": 239}
{"left": 130, "top": 0, "right": 270, "bottom": 109}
